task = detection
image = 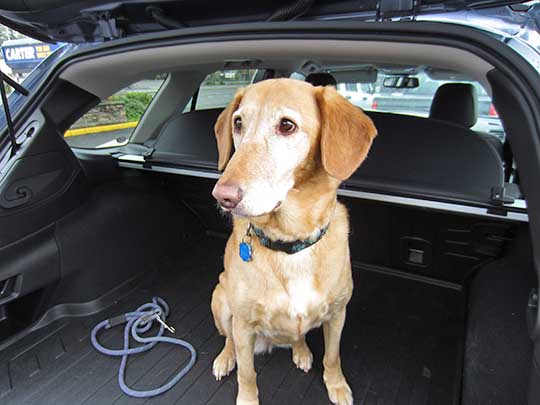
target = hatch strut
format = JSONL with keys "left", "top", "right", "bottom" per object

{"left": 0, "top": 69, "right": 29, "bottom": 156}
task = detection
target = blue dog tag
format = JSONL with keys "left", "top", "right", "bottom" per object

{"left": 239, "top": 242, "right": 253, "bottom": 262}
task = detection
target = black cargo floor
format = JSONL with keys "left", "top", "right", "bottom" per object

{"left": 0, "top": 237, "right": 465, "bottom": 405}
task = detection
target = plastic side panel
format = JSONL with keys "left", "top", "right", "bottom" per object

{"left": 0, "top": 119, "right": 89, "bottom": 248}
{"left": 346, "top": 198, "right": 514, "bottom": 283}
{"left": 530, "top": 344, "right": 540, "bottom": 405}
{"left": 0, "top": 225, "right": 60, "bottom": 303}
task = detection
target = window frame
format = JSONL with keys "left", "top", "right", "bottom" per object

{"left": 63, "top": 73, "right": 169, "bottom": 149}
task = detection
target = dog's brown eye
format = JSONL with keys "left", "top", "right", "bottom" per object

{"left": 233, "top": 117, "right": 242, "bottom": 132}
{"left": 278, "top": 118, "right": 296, "bottom": 135}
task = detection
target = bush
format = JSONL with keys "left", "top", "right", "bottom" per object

{"left": 110, "top": 92, "right": 154, "bottom": 121}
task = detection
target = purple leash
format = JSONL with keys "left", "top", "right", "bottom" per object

{"left": 91, "top": 297, "right": 197, "bottom": 397}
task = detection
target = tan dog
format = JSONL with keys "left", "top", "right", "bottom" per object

{"left": 210, "top": 78, "right": 377, "bottom": 405}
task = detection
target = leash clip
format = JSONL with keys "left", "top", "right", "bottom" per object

{"left": 155, "top": 313, "right": 176, "bottom": 334}
{"left": 139, "top": 311, "right": 157, "bottom": 326}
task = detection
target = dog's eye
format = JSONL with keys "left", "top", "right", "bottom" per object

{"left": 278, "top": 118, "right": 296, "bottom": 135}
{"left": 233, "top": 117, "right": 242, "bottom": 132}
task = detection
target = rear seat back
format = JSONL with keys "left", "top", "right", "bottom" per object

{"left": 150, "top": 108, "right": 503, "bottom": 204}
{"left": 429, "top": 82, "right": 504, "bottom": 158}
{"left": 150, "top": 109, "right": 221, "bottom": 169}
{"left": 350, "top": 112, "right": 503, "bottom": 203}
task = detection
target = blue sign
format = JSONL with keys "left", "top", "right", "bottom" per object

{"left": 2, "top": 42, "right": 60, "bottom": 72}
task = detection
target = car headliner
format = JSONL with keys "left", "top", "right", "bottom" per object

{"left": 58, "top": 39, "right": 494, "bottom": 100}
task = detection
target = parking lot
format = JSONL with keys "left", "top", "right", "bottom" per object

{"left": 64, "top": 84, "right": 241, "bottom": 149}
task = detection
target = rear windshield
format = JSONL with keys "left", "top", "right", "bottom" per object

{"left": 332, "top": 70, "right": 504, "bottom": 142}
{"left": 184, "top": 69, "right": 262, "bottom": 113}
{"left": 195, "top": 69, "right": 259, "bottom": 110}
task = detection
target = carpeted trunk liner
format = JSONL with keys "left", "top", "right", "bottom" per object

{"left": 0, "top": 237, "right": 465, "bottom": 405}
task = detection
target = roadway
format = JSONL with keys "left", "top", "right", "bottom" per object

{"left": 65, "top": 85, "right": 240, "bottom": 149}
{"left": 65, "top": 128, "right": 133, "bottom": 149}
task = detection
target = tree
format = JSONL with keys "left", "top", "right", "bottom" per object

{"left": 0, "top": 25, "right": 25, "bottom": 45}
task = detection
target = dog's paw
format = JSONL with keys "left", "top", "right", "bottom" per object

{"left": 326, "top": 381, "right": 353, "bottom": 405}
{"left": 213, "top": 349, "right": 236, "bottom": 381}
{"left": 292, "top": 343, "right": 313, "bottom": 373}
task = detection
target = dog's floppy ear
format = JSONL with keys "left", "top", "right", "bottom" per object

{"left": 214, "top": 88, "right": 244, "bottom": 171}
{"left": 316, "top": 86, "right": 377, "bottom": 180}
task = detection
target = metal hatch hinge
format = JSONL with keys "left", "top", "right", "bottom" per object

{"left": 96, "top": 13, "right": 121, "bottom": 40}
{"left": 376, "top": 0, "right": 420, "bottom": 21}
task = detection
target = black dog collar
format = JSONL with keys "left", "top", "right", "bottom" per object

{"left": 250, "top": 223, "right": 329, "bottom": 254}
{"left": 238, "top": 222, "right": 330, "bottom": 262}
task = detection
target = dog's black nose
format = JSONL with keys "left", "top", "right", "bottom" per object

{"left": 212, "top": 183, "right": 243, "bottom": 209}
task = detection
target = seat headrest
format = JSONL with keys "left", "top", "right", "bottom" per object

{"left": 305, "top": 73, "right": 337, "bottom": 87}
{"left": 429, "top": 83, "right": 478, "bottom": 128}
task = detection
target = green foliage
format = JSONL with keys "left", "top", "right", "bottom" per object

{"left": 110, "top": 92, "right": 154, "bottom": 121}
{"left": 0, "top": 26, "right": 24, "bottom": 43}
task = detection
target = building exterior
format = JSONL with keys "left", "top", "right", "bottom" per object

{"left": 1, "top": 37, "right": 60, "bottom": 79}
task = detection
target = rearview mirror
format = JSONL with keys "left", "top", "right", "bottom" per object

{"left": 383, "top": 76, "right": 419, "bottom": 89}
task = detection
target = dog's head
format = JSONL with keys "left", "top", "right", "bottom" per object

{"left": 212, "top": 78, "right": 377, "bottom": 218}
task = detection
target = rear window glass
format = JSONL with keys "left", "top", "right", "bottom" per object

{"left": 188, "top": 69, "right": 260, "bottom": 111}
{"left": 331, "top": 71, "right": 504, "bottom": 142}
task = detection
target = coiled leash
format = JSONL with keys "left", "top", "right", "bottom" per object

{"left": 91, "top": 297, "right": 197, "bottom": 398}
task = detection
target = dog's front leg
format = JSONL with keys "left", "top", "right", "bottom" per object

{"left": 323, "top": 307, "right": 353, "bottom": 405}
{"left": 232, "top": 317, "right": 258, "bottom": 405}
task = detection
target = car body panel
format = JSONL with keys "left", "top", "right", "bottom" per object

{"left": 0, "top": 0, "right": 531, "bottom": 43}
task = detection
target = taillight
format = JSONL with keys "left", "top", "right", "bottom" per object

{"left": 489, "top": 104, "right": 498, "bottom": 117}
{"left": 371, "top": 100, "right": 378, "bottom": 110}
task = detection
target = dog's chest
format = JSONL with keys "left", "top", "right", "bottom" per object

{"left": 253, "top": 249, "right": 330, "bottom": 339}
{"left": 284, "top": 275, "right": 319, "bottom": 317}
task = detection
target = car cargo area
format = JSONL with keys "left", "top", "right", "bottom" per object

{"left": 0, "top": 173, "right": 534, "bottom": 405}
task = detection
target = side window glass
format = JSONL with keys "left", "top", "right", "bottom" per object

{"left": 64, "top": 74, "right": 167, "bottom": 149}
{"left": 191, "top": 69, "right": 259, "bottom": 111}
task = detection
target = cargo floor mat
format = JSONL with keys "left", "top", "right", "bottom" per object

{"left": 0, "top": 237, "right": 465, "bottom": 404}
